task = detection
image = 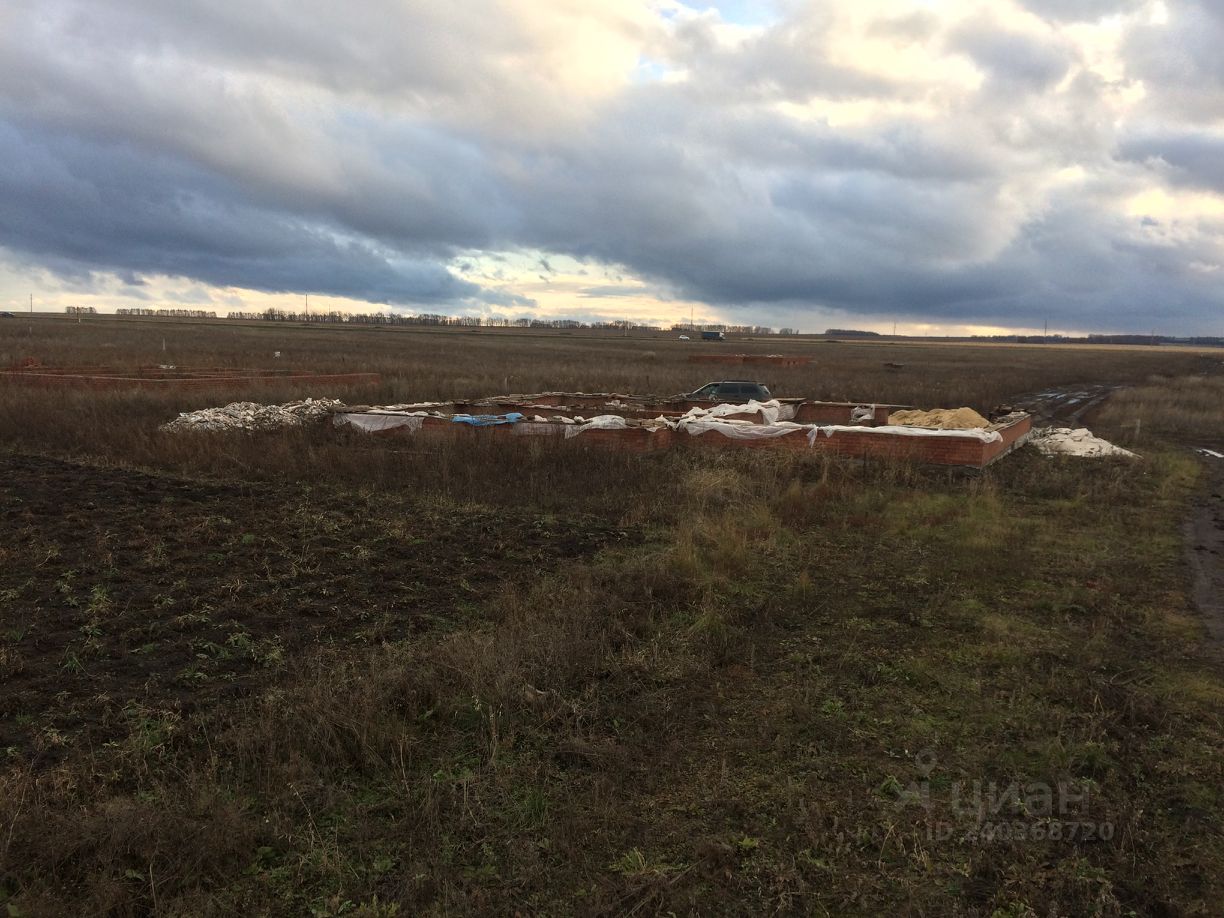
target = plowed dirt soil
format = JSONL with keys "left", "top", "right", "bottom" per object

{"left": 0, "top": 454, "right": 630, "bottom": 762}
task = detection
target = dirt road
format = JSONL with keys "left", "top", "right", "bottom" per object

{"left": 1008, "top": 383, "right": 1121, "bottom": 426}
{"left": 1187, "top": 460, "right": 1224, "bottom": 652}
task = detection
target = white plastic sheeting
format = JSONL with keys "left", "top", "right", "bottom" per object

{"left": 674, "top": 419, "right": 807, "bottom": 440}
{"left": 680, "top": 399, "right": 788, "bottom": 425}
{"left": 334, "top": 412, "right": 426, "bottom": 433}
{"left": 559, "top": 402, "right": 1011, "bottom": 447}
{"left": 563, "top": 415, "right": 631, "bottom": 439}
{"left": 331, "top": 401, "right": 1023, "bottom": 459}
{"left": 806, "top": 424, "right": 1002, "bottom": 446}
{"left": 363, "top": 402, "right": 451, "bottom": 413}
{"left": 1029, "top": 428, "right": 1138, "bottom": 458}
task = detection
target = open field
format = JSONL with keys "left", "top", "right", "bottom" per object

{"left": 1, "top": 318, "right": 1223, "bottom": 916}
{"left": 4, "top": 314, "right": 1220, "bottom": 408}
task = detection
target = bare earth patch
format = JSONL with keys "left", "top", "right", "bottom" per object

{"left": 0, "top": 454, "right": 631, "bottom": 761}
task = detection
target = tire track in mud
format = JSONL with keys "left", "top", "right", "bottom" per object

{"left": 1187, "top": 461, "right": 1224, "bottom": 655}
{"left": 1007, "top": 383, "right": 1122, "bottom": 427}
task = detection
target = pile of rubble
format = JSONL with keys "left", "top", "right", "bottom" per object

{"left": 1029, "top": 427, "right": 1138, "bottom": 459}
{"left": 162, "top": 398, "right": 344, "bottom": 432}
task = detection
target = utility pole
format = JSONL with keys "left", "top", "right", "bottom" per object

{"left": 305, "top": 293, "right": 309, "bottom": 321}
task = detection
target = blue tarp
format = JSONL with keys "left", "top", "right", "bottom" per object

{"left": 450, "top": 412, "right": 525, "bottom": 427}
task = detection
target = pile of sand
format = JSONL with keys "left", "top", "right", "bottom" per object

{"left": 887, "top": 407, "right": 991, "bottom": 429}
{"left": 1029, "top": 428, "right": 1138, "bottom": 459}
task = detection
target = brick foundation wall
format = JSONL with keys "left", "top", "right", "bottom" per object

{"left": 341, "top": 409, "right": 1034, "bottom": 469}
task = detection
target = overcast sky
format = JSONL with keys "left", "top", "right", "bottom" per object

{"left": 2, "top": 0, "right": 1222, "bottom": 334}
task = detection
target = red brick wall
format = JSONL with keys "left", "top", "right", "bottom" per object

{"left": 346, "top": 411, "right": 1034, "bottom": 468}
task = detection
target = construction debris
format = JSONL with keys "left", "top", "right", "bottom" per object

{"left": 162, "top": 398, "right": 344, "bottom": 432}
{"left": 1028, "top": 427, "right": 1139, "bottom": 459}
{"left": 329, "top": 395, "right": 1034, "bottom": 467}
{"left": 888, "top": 407, "right": 992, "bottom": 429}
{"left": 679, "top": 399, "right": 790, "bottom": 424}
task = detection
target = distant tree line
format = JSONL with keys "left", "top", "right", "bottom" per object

{"left": 224, "top": 309, "right": 681, "bottom": 332}
{"left": 79, "top": 305, "right": 792, "bottom": 334}
{"left": 969, "top": 333, "right": 1223, "bottom": 347}
{"left": 824, "top": 328, "right": 880, "bottom": 337}
{"left": 66, "top": 307, "right": 1224, "bottom": 344}
{"left": 115, "top": 307, "right": 217, "bottom": 318}
{"left": 226, "top": 309, "right": 483, "bottom": 325}
{"left": 668, "top": 323, "right": 776, "bottom": 334}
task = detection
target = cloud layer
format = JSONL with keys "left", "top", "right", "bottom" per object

{"left": 1, "top": 0, "right": 1221, "bottom": 332}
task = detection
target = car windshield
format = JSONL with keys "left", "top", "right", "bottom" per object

{"left": 726, "top": 384, "right": 770, "bottom": 401}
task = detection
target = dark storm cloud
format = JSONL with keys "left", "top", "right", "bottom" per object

{"left": 0, "top": 120, "right": 482, "bottom": 305}
{"left": 9, "top": 0, "right": 603, "bottom": 113}
{"left": 1120, "top": 130, "right": 1224, "bottom": 194}
{"left": 1, "top": 0, "right": 1222, "bottom": 332}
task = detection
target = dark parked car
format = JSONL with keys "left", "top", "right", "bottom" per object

{"left": 687, "top": 380, "right": 772, "bottom": 403}
{"left": 0, "top": 312, "right": 14, "bottom": 318}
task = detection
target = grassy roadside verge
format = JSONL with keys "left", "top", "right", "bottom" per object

{"left": 2, "top": 427, "right": 1222, "bottom": 915}
{"left": 1096, "top": 374, "right": 1224, "bottom": 449}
